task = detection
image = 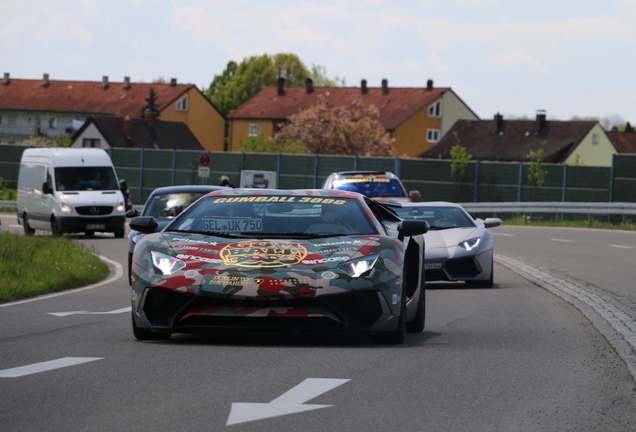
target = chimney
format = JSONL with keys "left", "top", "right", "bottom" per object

{"left": 42, "top": 73, "right": 50, "bottom": 87}
{"left": 170, "top": 78, "right": 177, "bottom": 87}
{"left": 360, "top": 79, "right": 368, "bottom": 95}
{"left": 493, "top": 112, "right": 504, "bottom": 132}
{"left": 536, "top": 109, "right": 547, "bottom": 133}
{"left": 124, "top": 76, "right": 131, "bottom": 90}
{"left": 277, "top": 77, "right": 285, "bottom": 96}
{"left": 144, "top": 109, "right": 154, "bottom": 125}
{"left": 3, "top": 73, "right": 9, "bottom": 85}
{"left": 102, "top": 76, "right": 109, "bottom": 89}
{"left": 426, "top": 79, "right": 433, "bottom": 91}
{"left": 381, "top": 79, "right": 388, "bottom": 95}
{"left": 305, "top": 78, "right": 314, "bottom": 94}
{"left": 123, "top": 116, "right": 132, "bottom": 138}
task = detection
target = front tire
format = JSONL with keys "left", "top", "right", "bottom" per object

{"left": 407, "top": 286, "right": 426, "bottom": 333}
{"left": 132, "top": 315, "right": 171, "bottom": 341}
{"left": 127, "top": 252, "right": 133, "bottom": 286}
{"left": 114, "top": 229, "right": 125, "bottom": 238}
{"left": 472, "top": 261, "right": 494, "bottom": 288}
{"left": 23, "top": 214, "right": 35, "bottom": 235}
{"left": 51, "top": 216, "right": 61, "bottom": 236}
{"left": 372, "top": 291, "right": 407, "bottom": 344}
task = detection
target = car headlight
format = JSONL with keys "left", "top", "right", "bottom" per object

{"left": 459, "top": 238, "right": 481, "bottom": 251}
{"left": 151, "top": 251, "right": 186, "bottom": 275}
{"left": 116, "top": 202, "right": 125, "bottom": 212}
{"left": 338, "top": 254, "right": 380, "bottom": 278}
{"left": 59, "top": 203, "right": 73, "bottom": 214}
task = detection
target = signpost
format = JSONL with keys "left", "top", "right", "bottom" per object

{"left": 198, "top": 153, "right": 210, "bottom": 181}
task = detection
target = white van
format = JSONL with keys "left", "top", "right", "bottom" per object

{"left": 17, "top": 148, "right": 127, "bottom": 237}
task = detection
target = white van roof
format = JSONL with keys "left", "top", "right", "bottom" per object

{"left": 21, "top": 148, "right": 112, "bottom": 167}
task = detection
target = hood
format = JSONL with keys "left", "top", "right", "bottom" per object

{"left": 58, "top": 190, "right": 122, "bottom": 206}
{"left": 133, "top": 231, "right": 404, "bottom": 299}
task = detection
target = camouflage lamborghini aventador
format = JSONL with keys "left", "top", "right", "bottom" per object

{"left": 129, "top": 189, "right": 429, "bottom": 343}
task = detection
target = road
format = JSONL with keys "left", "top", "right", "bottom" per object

{"left": 1, "top": 213, "right": 635, "bottom": 431}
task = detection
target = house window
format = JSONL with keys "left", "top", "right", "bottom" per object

{"left": 82, "top": 138, "right": 101, "bottom": 148}
{"left": 8, "top": 114, "right": 17, "bottom": 127}
{"left": 592, "top": 133, "right": 599, "bottom": 144}
{"left": 248, "top": 123, "right": 258, "bottom": 137}
{"left": 49, "top": 117, "right": 57, "bottom": 129}
{"left": 176, "top": 95, "right": 188, "bottom": 112}
{"left": 428, "top": 100, "right": 441, "bottom": 118}
{"left": 427, "top": 129, "right": 440, "bottom": 143}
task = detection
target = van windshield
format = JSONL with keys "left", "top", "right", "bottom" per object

{"left": 55, "top": 167, "right": 119, "bottom": 191}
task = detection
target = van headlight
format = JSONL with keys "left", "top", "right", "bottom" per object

{"left": 116, "top": 202, "right": 125, "bottom": 212}
{"left": 59, "top": 203, "right": 74, "bottom": 214}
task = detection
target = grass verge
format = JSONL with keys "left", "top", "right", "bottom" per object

{"left": 0, "top": 232, "right": 109, "bottom": 304}
{"left": 502, "top": 216, "right": 636, "bottom": 231}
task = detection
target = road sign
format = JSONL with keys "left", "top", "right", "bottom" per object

{"left": 198, "top": 167, "right": 210, "bottom": 178}
{"left": 199, "top": 153, "right": 211, "bottom": 167}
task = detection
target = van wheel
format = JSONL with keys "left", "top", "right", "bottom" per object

{"left": 23, "top": 214, "right": 35, "bottom": 235}
{"left": 51, "top": 217, "right": 61, "bottom": 236}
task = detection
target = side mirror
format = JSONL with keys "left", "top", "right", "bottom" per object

{"left": 126, "top": 209, "right": 141, "bottom": 218}
{"left": 409, "top": 190, "right": 420, "bottom": 201}
{"left": 129, "top": 216, "right": 158, "bottom": 234}
{"left": 119, "top": 179, "right": 129, "bottom": 194}
{"left": 397, "top": 220, "right": 429, "bottom": 240}
{"left": 484, "top": 218, "right": 502, "bottom": 228}
{"left": 43, "top": 182, "right": 53, "bottom": 195}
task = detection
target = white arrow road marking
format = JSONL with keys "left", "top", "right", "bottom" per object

{"left": 226, "top": 378, "right": 350, "bottom": 426}
{"left": 48, "top": 307, "right": 131, "bottom": 317}
{"left": 0, "top": 357, "right": 102, "bottom": 378}
{"left": 550, "top": 238, "right": 573, "bottom": 242}
{"left": 493, "top": 233, "right": 514, "bottom": 237}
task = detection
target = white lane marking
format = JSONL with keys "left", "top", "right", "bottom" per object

{"left": 609, "top": 244, "right": 634, "bottom": 249}
{"left": 493, "top": 233, "right": 514, "bottom": 237}
{"left": 0, "top": 256, "right": 123, "bottom": 308}
{"left": 550, "top": 238, "right": 573, "bottom": 242}
{"left": 226, "top": 378, "right": 350, "bottom": 426}
{"left": 48, "top": 307, "right": 131, "bottom": 317}
{"left": 9, "top": 225, "right": 22, "bottom": 228}
{"left": 0, "top": 357, "right": 102, "bottom": 378}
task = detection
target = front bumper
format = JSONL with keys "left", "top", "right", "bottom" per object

{"left": 56, "top": 215, "right": 126, "bottom": 233}
{"left": 424, "top": 249, "right": 492, "bottom": 282}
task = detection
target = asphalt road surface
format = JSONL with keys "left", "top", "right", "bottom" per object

{"left": 1, "top": 214, "right": 635, "bottom": 431}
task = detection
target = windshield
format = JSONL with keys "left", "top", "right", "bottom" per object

{"left": 144, "top": 192, "right": 208, "bottom": 219}
{"left": 330, "top": 177, "right": 406, "bottom": 197}
{"left": 393, "top": 206, "right": 476, "bottom": 229}
{"left": 55, "top": 167, "right": 118, "bottom": 191}
{"left": 166, "top": 196, "right": 378, "bottom": 237}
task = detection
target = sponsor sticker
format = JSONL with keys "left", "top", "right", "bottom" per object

{"left": 220, "top": 241, "right": 308, "bottom": 268}
{"left": 184, "top": 270, "right": 199, "bottom": 278}
{"left": 177, "top": 254, "right": 223, "bottom": 264}
{"left": 321, "top": 271, "right": 337, "bottom": 280}
{"left": 392, "top": 294, "right": 399, "bottom": 305}
{"left": 212, "top": 196, "right": 347, "bottom": 205}
{"left": 302, "top": 256, "right": 349, "bottom": 265}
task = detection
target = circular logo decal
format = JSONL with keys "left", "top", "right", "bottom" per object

{"left": 321, "top": 271, "right": 337, "bottom": 280}
{"left": 184, "top": 270, "right": 199, "bottom": 278}
{"left": 220, "top": 241, "right": 308, "bottom": 268}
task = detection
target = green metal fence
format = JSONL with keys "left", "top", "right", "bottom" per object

{"left": 0, "top": 145, "right": 634, "bottom": 207}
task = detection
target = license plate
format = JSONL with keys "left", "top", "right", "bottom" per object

{"left": 424, "top": 263, "right": 442, "bottom": 270}
{"left": 86, "top": 224, "right": 105, "bottom": 230}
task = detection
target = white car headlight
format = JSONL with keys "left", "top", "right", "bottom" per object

{"left": 59, "top": 203, "right": 73, "bottom": 214}
{"left": 116, "top": 202, "right": 125, "bottom": 212}
{"left": 459, "top": 238, "right": 481, "bottom": 251}
{"left": 338, "top": 254, "right": 380, "bottom": 278}
{"left": 151, "top": 251, "right": 186, "bottom": 275}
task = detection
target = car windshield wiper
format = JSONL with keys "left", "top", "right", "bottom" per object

{"left": 169, "top": 229, "right": 245, "bottom": 238}
{"left": 428, "top": 226, "right": 457, "bottom": 230}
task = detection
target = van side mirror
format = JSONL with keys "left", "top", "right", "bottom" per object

{"left": 43, "top": 182, "right": 53, "bottom": 195}
{"left": 120, "top": 179, "right": 129, "bottom": 194}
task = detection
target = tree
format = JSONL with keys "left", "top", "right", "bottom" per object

{"left": 238, "top": 132, "right": 307, "bottom": 154}
{"left": 450, "top": 143, "right": 472, "bottom": 201}
{"left": 528, "top": 144, "right": 547, "bottom": 200}
{"left": 206, "top": 54, "right": 343, "bottom": 116}
{"left": 275, "top": 97, "right": 395, "bottom": 156}
{"left": 140, "top": 87, "right": 161, "bottom": 118}
{"left": 310, "top": 64, "right": 346, "bottom": 87}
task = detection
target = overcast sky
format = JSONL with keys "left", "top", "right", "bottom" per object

{"left": 2, "top": 0, "right": 634, "bottom": 123}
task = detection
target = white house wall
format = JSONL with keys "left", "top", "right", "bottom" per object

{"left": 440, "top": 90, "right": 479, "bottom": 137}
{"left": 71, "top": 123, "right": 110, "bottom": 149}
{"left": 564, "top": 123, "right": 616, "bottom": 166}
{"left": 0, "top": 109, "right": 89, "bottom": 145}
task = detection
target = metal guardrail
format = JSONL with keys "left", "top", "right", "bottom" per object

{"left": 0, "top": 200, "right": 17, "bottom": 208}
{"left": 459, "top": 202, "right": 636, "bottom": 215}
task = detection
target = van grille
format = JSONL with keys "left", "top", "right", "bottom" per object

{"left": 75, "top": 206, "right": 113, "bottom": 215}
